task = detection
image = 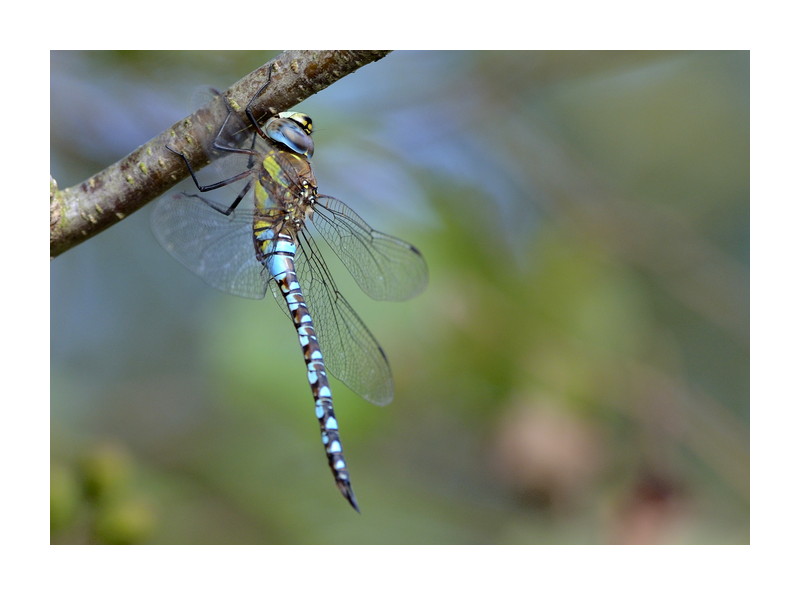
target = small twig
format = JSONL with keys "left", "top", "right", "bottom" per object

{"left": 50, "top": 50, "right": 392, "bottom": 258}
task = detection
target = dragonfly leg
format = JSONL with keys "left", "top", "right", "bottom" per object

{"left": 164, "top": 87, "right": 262, "bottom": 194}
{"left": 208, "top": 90, "right": 261, "bottom": 159}
{"left": 242, "top": 123, "right": 259, "bottom": 170}
{"left": 165, "top": 145, "right": 253, "bottom": 193}
{"left": 245, "top": 64, "right": 279, "bottom": 144}
{"left": 182, "top": 178, "right": 254, "bottom": 216}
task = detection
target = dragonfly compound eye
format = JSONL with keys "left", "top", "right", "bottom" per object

{"left": 265, "top": 117, "right": 315, "bottom": 158}
{"left": 278, "top": 111, "right": 313, "bottom": 135}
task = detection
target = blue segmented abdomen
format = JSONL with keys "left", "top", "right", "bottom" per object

{"left": 265, "top": 232, "right": 360, "bottom": 512}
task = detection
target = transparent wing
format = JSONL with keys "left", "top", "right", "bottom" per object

{"left": 311, "top": 195, "right": 428, "bottom": 302}
{"left": 270, "top": 230, "right": 394, "bottom": 406}
{"left": 151, "top": 192, "right": 270, "bottom": 299}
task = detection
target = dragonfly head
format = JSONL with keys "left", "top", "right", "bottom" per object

{"left": 264, "top": 112, "right": 314, "bottom": 158}
{"left": 279, "top": 112, "right": 313, "bottom": 135}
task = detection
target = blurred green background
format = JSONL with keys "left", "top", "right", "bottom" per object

{"left": 50, "top": 50, "right": 748, "bottom": 544}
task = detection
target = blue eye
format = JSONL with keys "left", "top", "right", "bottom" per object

{"left": 265, "top": 113, "right": 314, "bottom": 157}
{"left": 281, "top": 112, "right": 313, "bottom": 135}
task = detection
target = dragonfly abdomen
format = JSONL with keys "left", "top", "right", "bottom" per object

{"left": 267, "top": 233, "right": 359, "bottom": 512}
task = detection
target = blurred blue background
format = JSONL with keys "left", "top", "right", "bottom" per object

{"left": 50, "top": 50, "right": 748, "bottom": 544}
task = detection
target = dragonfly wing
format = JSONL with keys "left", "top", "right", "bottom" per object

{"left": 311, "top": 195, "right": 428, "bottom": 302}
{"left": 151, "top": 193, "right": 269, "bottom": 299}
{"left": 292, "top": 232, "right": 394, "bottom": 406}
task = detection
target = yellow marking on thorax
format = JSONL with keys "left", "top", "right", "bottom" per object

{"left": 254, "top": 179, "right": 269, "bottom": 207}
{"left": 262, "top": 154, "right": 285, "bottom": 186}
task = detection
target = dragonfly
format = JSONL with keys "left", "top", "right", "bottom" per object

{"left": 151, "top": 74, "right": 427, "bottom": 512}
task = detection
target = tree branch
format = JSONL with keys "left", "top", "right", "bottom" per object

{"left": 50, "top": 50, "right": 392, "bottom": 258}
